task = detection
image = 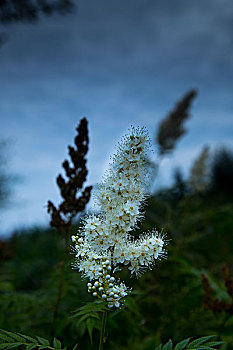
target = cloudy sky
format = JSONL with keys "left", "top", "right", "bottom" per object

{"left": 0, "top": 0, "right": 233, "bottom": 235}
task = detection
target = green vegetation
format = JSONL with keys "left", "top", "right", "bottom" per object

{"left": 0, "top": 169, "right": 232, "bottom": 349}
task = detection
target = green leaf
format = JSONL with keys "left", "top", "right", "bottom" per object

{"left": 7, "top": 344, "right": 23, "bottom": 349}
{"left": 72, "top": 345, "right": 78, "bottom": 350}
{"left": 187, "top": 336, "right": 215, "bottom": 349}
{"left": 19, "top": 334, "right": 37, "bottom": 344}
{"left": 26, "top": 345, "right": 38, "bottom": 350}
{"left": 189, "top": 347, "right": 213, "bottom": 350}
{"left": 53, "top": 338, "right": 62, "bottom": 349}
{"left": 0, "top": 334, "right": 14, "bottom": 344}
{"left": 154, "top": 344, "right": 162, "bottom": 350}
{"left": 0, "top": 344, "right": 10, "bottom": 349}
{"left": 207, "top": 342, "right": 224, "bottom": 347}
{"left": 77, "top": 313, "right": 99, "bottom": 324}
{"left": 86, "top": 318, "right": 96, "bottom": 345}
{"left": 175, "top": 338, "right": 191, "bottom": 350}
{"left": 163, "top": 339, "right": 173, "bottom": 350}
{"left": 36, "top": 336, "right": 50, "bottom": 346}
{"left": 71, "top": 302, "right": 106, "bottom": 319}
{"left": 0, "top": 331, "right": 24, "bottom": 343}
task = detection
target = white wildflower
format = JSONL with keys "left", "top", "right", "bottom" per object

{"left": 72, "top": 126, "right": 166, "bottom": 308}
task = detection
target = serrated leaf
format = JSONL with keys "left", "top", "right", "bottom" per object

{"left": 187, "top": 336, "right": 215, "bottom": 349}
{"left": 4, "top": 343, "right": 22, "bottom": 349}
{"left": 163, "top": 339, "right": 173, "bottom": 350}
{"left": 154, "top": 344, "right": 162, "bottom": 350}
{"left": 36, "top": 336, "right": 50, "bottom": 346}
{"left": 207, "top": 342, "right": 224, "bottom": 347}
{"left": 53, "top": 338, "right": 62, "bottom": 349}
{"left": 26, "top": 344, "right": 38, "bottom": 350}
{"left": 0, "top": 331, "right": 24, "bottom": 343}
{"left": 175, "top": 338, "right": 191, "bottom": 350}
{"left": 188, "top": 347, "right": 213, "bottom": 350}
{"left": 0, "top": 334, "right": 15, "bottom": 343}
{"left": 19, "top": 334, "right": 37, "bottom": 343}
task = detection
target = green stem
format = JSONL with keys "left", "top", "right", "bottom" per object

{"left": 53, "top": 230, "right": 70, "bottom": 324}
{"left": 99, "top": 309, "right": 107, "bottom": 350}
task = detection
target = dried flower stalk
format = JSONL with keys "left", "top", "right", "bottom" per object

{"left": 47, "top": 117, "right": 92, "bottom": 322}
{"left": 156, "top": 90, "right": 197, "bottom": 155}
{"left": 48, "top": 117, "right": 92, "bottom": 233}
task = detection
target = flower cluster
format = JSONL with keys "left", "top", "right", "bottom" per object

{"left": 72, "top": 127, "right": 166, "bottom": 308}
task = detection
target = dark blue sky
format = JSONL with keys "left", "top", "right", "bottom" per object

{"left": 0, "top": 0, "right": 233, "bottom": 235}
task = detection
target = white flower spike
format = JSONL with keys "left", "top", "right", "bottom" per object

{"left": 72, "top": 126, "right": 166, "bottom": 308}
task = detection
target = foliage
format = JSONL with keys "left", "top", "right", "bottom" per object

{"left": 0, "top": 155, "right": 233, "bottom": 348}
{"left": 71, "top": 301, "right": 107, "bottom": 344}
{"left": 0, "top": 328, "right": 67, "bottom": 350}
{"left": 155, "top": 336, "right": 223, "bottom": 350}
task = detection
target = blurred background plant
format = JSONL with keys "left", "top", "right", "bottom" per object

{"left": 0, "top": 90, "right": 232, "bottom": 349}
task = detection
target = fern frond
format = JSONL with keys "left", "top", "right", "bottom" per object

{"left": 187, "top": 336, "right": 216, "bottom": 349}
{"left": 0, "top": 329, "right": 66, "bottom": 350}
{"left": 155, "top": 336, "right": 223, "bottom": 350}
{"left": 174, "top": 338, "right": 191, "bottom": 350}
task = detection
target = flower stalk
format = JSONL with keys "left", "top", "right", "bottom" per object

{"left": 99, "top": 309, "right": 107, "bottom": 350}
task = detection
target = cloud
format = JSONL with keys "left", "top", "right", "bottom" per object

{"left": 0, "top": 0, "right": 233, "bottom": 234}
